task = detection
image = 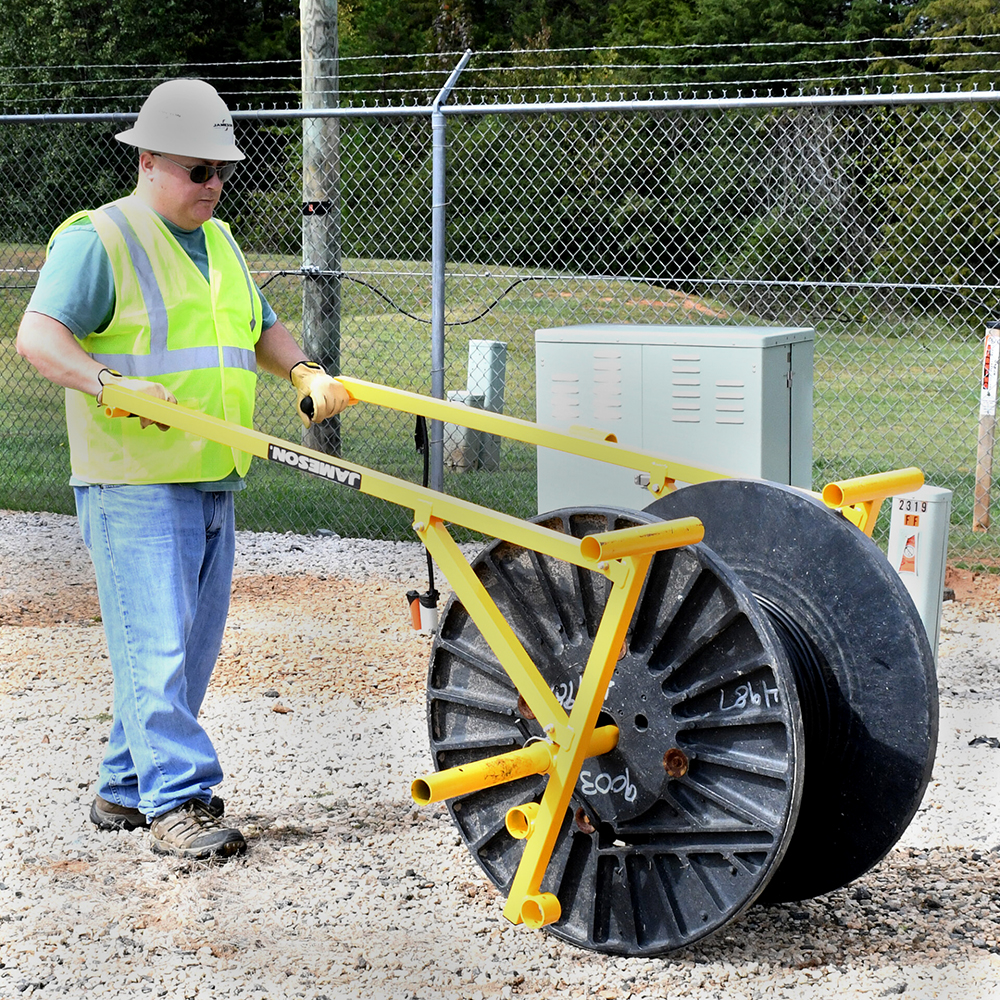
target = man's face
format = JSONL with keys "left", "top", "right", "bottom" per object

{"left": 139, "top": 151, "right": 229, "bottom": 230}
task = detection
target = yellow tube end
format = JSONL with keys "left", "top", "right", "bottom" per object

{"left": 821, "top": 482, "right": 846, "bottom": 507}
{"left": 521, "top": 892, "right": 561, "bottom": 929}
{"left": 579, "top": 535, "right": 602, "bottom": 561}
{"left": 411, "top": 779, "right": 432, "bottom": 805}
{"left": 505, "top": 802, "right": 541, "bottom": 840}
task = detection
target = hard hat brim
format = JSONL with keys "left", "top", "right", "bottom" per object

{"left": 115, "top": 126, "right": 246, "bottom": 162}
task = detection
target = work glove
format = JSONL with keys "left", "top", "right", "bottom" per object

{"left": 290, "top": 361, "right": 351, "bottom": 429}
{"left": 96, "top": 370, "right": 176, "bottom": 432}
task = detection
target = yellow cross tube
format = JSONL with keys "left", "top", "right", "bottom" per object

{"left": 336, "top": 376, "right": 731, "bottom": 496}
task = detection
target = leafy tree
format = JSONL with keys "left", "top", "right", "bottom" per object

{"left": 0, "top": 1, "right": 304, "bottom": 244}
{"left": 682, "top": 0, "right": 906, "bottom": 48}
{"left": 0, "top": 1, "right": 301, "bottom": 108}
{"left": 339, "top": 0, "right": 438, "bottom": 58}
{"left": 339, "top": 0, "right": 617, "bottom": 56}
{"left": 671, "top": 0, "right": 910, "bottom": 92}
{"left": 603, "top": 0, "right": 692, "bottom": 48}
{"left": 874, "top": 102, "right": 1000, "bottom": 289}
{"left": 901, "top": 0, "right": 1000, "bottom": 39}
{"left": 885, "top": 0, "right": 1000, "bottom": 88}
{"left": 454, "top": 0, "right": 612, "bottom": 51}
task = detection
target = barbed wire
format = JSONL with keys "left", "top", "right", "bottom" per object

{"left": 487, "top": 35, "right": 1000, "bottom": 54}
{"left": 2, "top": 50, "right": 996, "bottom": 88}
{"left": 3, "top": 35, "right": 1000, "bottom": 110}
{"left": 460, "top": 51, "right": 1000, "bottom": 76}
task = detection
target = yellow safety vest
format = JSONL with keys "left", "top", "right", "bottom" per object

{"left": 57, "top": 195, "right": 260, "bottom": 484}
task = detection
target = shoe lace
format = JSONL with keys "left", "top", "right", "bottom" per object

{"left": 158, "top": 800, "right": 226, "bottom": 843}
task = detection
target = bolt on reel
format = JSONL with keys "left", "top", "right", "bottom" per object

{"left": 426, "top": 483, "right": 937, "bottom": 956}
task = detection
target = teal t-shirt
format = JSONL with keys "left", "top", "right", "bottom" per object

{"left": 28, "top": 214, "right": 277, "bottom": 337}
{"left": 28, "top": 211, "right": 277, "bottom": 491}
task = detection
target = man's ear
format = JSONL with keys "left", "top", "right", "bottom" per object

{"left": 138, "top": 150, "right": 156, "bottom": 179}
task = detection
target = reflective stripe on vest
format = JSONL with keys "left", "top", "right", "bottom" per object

{"left": 87, "top": 204, "right": 258, "bottom": 377}
{"left": 58, "top": 196, "right": 260, "bottom": 484}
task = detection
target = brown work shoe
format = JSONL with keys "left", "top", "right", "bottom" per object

{"left": 90, "top": 794, "right": 225, "bottom": 832}
{"left": 149, "top": 799, "right": 246, "bottom": 860}
{"left": 90, "top": 795, "right": 146, "bottom": 831}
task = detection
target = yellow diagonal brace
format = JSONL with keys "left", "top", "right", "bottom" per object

{"left": 502, "top": 551, "right": 653, "bottom": 928}
{"left": 417, "top": 517, "right": 572, "bottom": 745}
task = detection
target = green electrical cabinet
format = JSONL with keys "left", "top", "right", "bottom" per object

{"left": 535, "top": 324, "right": 814, "bottom": 513}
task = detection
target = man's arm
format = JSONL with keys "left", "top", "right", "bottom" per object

{"left": 17, "top": 310, "right": 176, "bottom": 430}
{"left": 17, "top": 311, "right": 108, "bottom": 397}
{"left": 252, "top": 318, "right": 311, "bottom": 378}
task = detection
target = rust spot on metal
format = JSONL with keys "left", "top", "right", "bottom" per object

{"left": 574, "top": 807, "right": 596, "bottom": 834}
{"left": 618, "top": 639, "right": 629, "bottom": 660}
{"left": 663, "top": 747, "right": 689, "bottom": 778}
{"left": 517, "top": 693, "right": 535, "bottom": 720}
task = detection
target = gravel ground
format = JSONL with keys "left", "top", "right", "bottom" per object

{"left": 1, "top": 508, "right": 999, "bottom": 1000}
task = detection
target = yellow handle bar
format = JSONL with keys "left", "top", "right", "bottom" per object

{"left": 822, "top": 467, "right": 924, "bottom": 508}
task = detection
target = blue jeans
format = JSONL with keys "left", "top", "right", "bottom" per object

{"left": 74, "top": 484, "right": 234, "bottom": 819}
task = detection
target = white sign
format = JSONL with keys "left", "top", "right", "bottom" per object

{"left": 982, "top": 326, "right": 1000, "bottom": 417}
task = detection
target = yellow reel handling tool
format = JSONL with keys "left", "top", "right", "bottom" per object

{"left": 101, "top": 380, "right": 931, "bottom": 954}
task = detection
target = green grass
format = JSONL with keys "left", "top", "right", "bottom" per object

{"left": 809, "top": 329, "right": 987, "bottom": 559}
{"left": 2, "top": 246, "right": 998, "bottom": 566}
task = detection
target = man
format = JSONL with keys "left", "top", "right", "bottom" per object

{"left": 16, "top": 78, "right": 349, "bottom": 861}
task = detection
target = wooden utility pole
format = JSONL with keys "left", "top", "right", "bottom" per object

{"left": 300, "top": 0, "right": 341, "bottom": 454}
{"left": 974, "top": 325, "right": 999, "bottom": 530}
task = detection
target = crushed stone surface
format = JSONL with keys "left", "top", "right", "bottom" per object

{"left": 1, "top": 508, "right": 999, "bottom": 1000}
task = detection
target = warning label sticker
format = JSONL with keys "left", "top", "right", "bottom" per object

{"left": 898, "top": 533, "right": 918, "bottom": 575}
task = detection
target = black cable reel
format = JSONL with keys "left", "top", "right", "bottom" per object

{"left": 425, "top": 480, "right": 937, "bottom": 956}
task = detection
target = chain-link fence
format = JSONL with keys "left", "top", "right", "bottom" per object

{"left": 1, "top": 82, "right": 998, "bottom": 565}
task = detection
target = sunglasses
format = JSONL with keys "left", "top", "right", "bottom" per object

{"left": 152, "top": 153, "right": 237, "bottom": 184}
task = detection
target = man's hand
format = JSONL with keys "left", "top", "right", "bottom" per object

{"left": 289, "top": 362, "right": 351, "bottom": 428}
{"left": 97, "top": 372, "right": 177, "bottom": 431}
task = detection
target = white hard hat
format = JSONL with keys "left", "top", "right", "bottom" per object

{"left": 116, "top": 79, "right": 245, "bottom": 161}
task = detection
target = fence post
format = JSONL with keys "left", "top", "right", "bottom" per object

{"left": 429, "top": 50, "right": 473, "bottom": 493}
{"left": 467, "top": 339, "right": 508, "bottom": 471}
{"left": 973, "top": 323, "right": 999, "bottom": 531}
{"left": 300, "top": 0, "right": 342, "bottom": 455}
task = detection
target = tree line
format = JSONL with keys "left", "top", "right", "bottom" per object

{"left": 3, "top": 1, "right": 1000, "bottom": 103}
{"left": 2, "top": 0, "right": 999, "bottom": 308}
